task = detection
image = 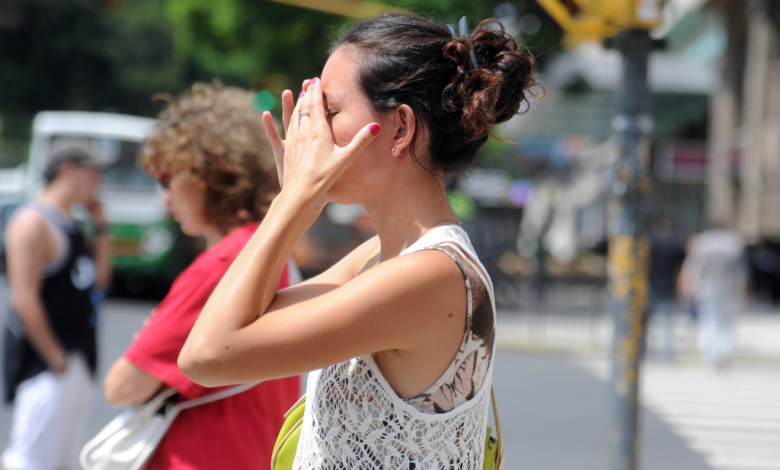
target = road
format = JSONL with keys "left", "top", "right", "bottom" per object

{"left": 0, "top": 296, "right": 776, "bottom": 469}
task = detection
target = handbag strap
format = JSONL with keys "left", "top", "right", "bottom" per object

{"left": 491, "top": 386, "right": 504, "bottom": 469}
{"left": 176, "top": 381, "right": 261, "bottom": 411}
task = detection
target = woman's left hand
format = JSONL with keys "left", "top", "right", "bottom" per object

{"left": 262, "top": 79, "right": 312, "bottom": 187}
{"left": 272, "top": 78, "right": 380, "bottom": 208}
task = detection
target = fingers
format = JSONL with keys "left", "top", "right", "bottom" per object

{"left": 263, "top": 111, "right": 286, "bottom": 186}
{"left": 304, "top": 78, "right": 326, "bottom": 122}
{"left": 281, "top": 90, "right": 294, "bottom": 136}
{"left": 341, "top": 123, "right": 381, "bottom": 160}
{"left": 262, "top": 111, "right": 284, "bottom": 155}
{"left": 295, "top": 78, "right": 323, "bottom": 136}
{"left": 269, "top": 79, "right": 311, "bottom": 138}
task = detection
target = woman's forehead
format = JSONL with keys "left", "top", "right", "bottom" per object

{"left": 322, "top": 47, "right": 359, "bottom": 103}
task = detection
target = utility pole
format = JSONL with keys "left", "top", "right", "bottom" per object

{"left": 533, "top": 3, "right": 664, "bottom": 469}
{"left": 608, "top": 29, "right": 652, "bottom": 470}
{"left": 706, "top": 2, "right": 745, "bottom": 230}
{"left": 739, "top": 0, "right": 771, "bottom": 243}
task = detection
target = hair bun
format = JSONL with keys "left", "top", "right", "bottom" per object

{"left": 443, "top": 19, "right": 541, "bottom": 139}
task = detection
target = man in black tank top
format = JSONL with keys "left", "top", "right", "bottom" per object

{"left": 2, "top": 147, "right": 112, "bottom": 470}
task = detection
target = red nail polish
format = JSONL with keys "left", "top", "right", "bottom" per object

{"left": 311, "top": 78, "right": 318, "bottom": 84}
{"left": 369, "top": 124, "right": 380, "bottom": 136}
{"left": 299, "top": 91, "right": 305, "bottom": 98}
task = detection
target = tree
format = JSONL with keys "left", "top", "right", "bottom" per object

{"left": 0, "top": 0, "right": 560, "bottom": 147}
{"left": 0, "top": 0, "right": 198, "bottom": 139}
{"left": 164, "top": 0, "right": 500, "bottom": 97}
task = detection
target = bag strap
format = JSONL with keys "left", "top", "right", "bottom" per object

{"left": 176, "top": 381, "right": 261, "bottom": 411}
{"left": 491, "top": 386, "right": 504, "bottom": 469}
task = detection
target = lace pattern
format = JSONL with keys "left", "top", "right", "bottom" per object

{"left": 294, "top": 226, "right": 496, "bottom": 469}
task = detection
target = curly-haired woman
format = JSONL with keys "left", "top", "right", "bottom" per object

{"left": 181, "top": 14, "right": 540, "bottom": 468}
{"left": 103, "top": 83, "right": 300, "bottom": 470}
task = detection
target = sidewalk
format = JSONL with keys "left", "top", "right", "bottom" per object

{"left": 497, "top": 306, "right": 780, "bottom": 363}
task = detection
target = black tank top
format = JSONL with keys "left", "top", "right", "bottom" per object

{"left": 3, "top": 203, "right": 98, "bottom": 403}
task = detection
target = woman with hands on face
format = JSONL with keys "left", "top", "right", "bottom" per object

{"left": 180, "top": 14, "right": 540, "bottom": 468}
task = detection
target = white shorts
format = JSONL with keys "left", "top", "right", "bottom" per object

{"left": 2, "top": 354, "right": 94, "bottom": 470}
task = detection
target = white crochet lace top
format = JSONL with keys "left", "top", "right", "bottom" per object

{"left": 294, "top": 225, "right": 496, "bottom": 469}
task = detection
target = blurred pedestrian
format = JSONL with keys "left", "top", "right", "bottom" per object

{"left": 751, "top": 241, "right": 780, "bottom": 304}
{"left": 2, "top": 147, "right": 111, "bottom": 470}
{"left": 179, "top": 13, "right": 539, "bottom": 468}
{"left": 647, "top": 217, "right": 686, "bottom": 361}
{"left": 102, "top": 83, "right": 300, "bottom": 470}
{"left": 680, "top": 221, "right": 747, "bottom": 369}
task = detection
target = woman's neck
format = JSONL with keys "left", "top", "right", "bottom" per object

{"left": 365, "top": 173, "right": 458, "bottom": 261}
{"left": 204, "top": 224, "right": 239, "bottom": 249}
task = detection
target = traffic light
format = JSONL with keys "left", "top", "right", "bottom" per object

{"left": 593, "top": 0, "right": 665, "bottom": 29}
{"left": 535, "top": 0, "right": 665, "bottom": 44}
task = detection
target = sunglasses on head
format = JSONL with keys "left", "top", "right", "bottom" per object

{"left": 155, "top": 173, "right": 171, "bottom": 189}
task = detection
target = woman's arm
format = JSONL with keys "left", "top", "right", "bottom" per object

{"left": 180, "top": 78, "right": 382, "bottom": 383}
{"left": 180, "top": 244, "right": 466, "bottom": 389}
{"left": 104, "top": 358, "right": 163, "bottom": 406}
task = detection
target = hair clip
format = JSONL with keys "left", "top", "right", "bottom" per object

{"left": 447, "top": 16, "right": 479, "bottom": 70}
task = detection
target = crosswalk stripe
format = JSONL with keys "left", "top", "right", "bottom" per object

{"left": 648, "top": 403, "right": 780, "bottom": 421}
{"left": 675, "top": 429, "right": 780, "bottom": 445}
{"left": 707, "top": 455, "right": 780, "bottom": 470}
{"left": 642, "top": 394, "right": 780, "bottom": 407}
{"left": 660, "top": 415, "right": 780, "bottom": 432}
{"left": 577, "top": 358, "right": 780, "bottom": 470}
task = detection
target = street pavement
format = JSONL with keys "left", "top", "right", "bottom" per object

{"left": 493, "top": 350, "right": 714, "bottom": 470}
{"left": 498, "top": 310, "right": 780, "bottom": 470}
{"left": 0, "top": 292, "right": 776, "bottom": 469}
{"left": 579, "top": 359, "right": 780, "bottom": 470}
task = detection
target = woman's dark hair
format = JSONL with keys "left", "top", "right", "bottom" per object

{"left": 332, "top": 13, "right": 541, "bottom": 174}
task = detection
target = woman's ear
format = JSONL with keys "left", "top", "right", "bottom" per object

{"left": 391, "top": 105, "right": 416, "bottom": 157}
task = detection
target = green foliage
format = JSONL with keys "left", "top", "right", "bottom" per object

{"left": 0, "top": 0, "right": 561, "bottom": 146}
{"left": 165, "top": 0, "right": 338, "bottom": 92}
{"left": 0, "top": 0, "right": 194, "bottom": 138}
{"left": 98, "top": 1, "right": 190, "bottom": 111}
{"left": 163, "top": 0, "right": 499, "bottom": 98}
{"left": 398, "top": 0, "right": 495, "bottom": 21}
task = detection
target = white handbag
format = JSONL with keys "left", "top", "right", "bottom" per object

{"left": 80, "top": 382, "right": 259, "bottom": 470}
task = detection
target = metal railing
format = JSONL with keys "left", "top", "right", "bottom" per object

{"left": 494, "top": 274, "right": 610, "bottom": 346}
